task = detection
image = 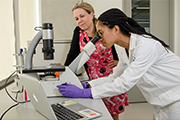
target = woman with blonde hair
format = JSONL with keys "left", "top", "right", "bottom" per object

{"left": 63, "top": 2, "right": 128, "bottom": 120}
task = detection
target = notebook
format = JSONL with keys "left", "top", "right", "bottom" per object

{"left": 19, "top": 73, "right": 102, "bottom": 120}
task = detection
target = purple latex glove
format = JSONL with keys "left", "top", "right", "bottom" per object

{"left": 81, "top": 82, "right": 87, "bottom": 89}
{"left": 57, "top": 82, "right": 92, "bottom": 98}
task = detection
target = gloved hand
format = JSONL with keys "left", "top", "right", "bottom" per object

{"left": 57, "top": 82, "right": 92, "bottom": 98}
{"left": 81, "top": 82, "right": 87, "bottom": 89}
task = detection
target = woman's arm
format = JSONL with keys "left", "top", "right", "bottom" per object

{"left": 91, "top": 40, "right": 159, "bottom": 99}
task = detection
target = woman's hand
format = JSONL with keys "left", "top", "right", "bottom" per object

{"left": 108, "top": 60, "right": 119, "bottom": 68}
{"left": 57, "top": 82, "right": 92, "bottom": 98}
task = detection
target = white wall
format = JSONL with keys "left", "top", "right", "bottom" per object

{"left": 17, "top": 0, "right": 123, "bottom": 48}
{"left": 0, "top": 0, "right": 16, "bottom": 81}
{"left": 41, "top": 0, "right": 123, "bottom": 40}
{"left": 84, "top": 0, "right": 123, "bottom": 17}
{"left": 41, "top": 0, "right": 78, "bottom": 40}
{"left": 18, "top": 0, "right": 40, "bottom": 49}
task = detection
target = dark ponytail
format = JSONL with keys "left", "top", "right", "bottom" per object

{"left": 98, "top": 8, "right": 169, "bottom": 48}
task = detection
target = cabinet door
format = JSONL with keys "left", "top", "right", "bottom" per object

{"left": 150, "top": 0, "right": 170, "bottom": 46}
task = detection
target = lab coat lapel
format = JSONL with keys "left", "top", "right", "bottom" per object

{"left": 129, "top": 33, "right": 137, "bottom": 64}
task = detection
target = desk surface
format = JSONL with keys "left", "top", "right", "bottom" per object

{"left": 0, "top": 83, "right": 112, "bottom": 120}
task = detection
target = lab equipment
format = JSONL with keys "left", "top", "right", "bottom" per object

{"left": 40, "top": 32, "right": 101, "bottom": 97}
{"left": 19, "top": 23, "right": 101, "bottom": 97}
{"left": 25, "top": 23, "right": 54, "bottom": 70}
{"left": 11, "top": 48, "right": 26, "bottom": 96}
{"left": 42, "top": 23, "right": 54, "bottom": 60}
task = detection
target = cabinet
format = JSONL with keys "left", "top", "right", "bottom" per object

{"left": 131, "top": 0, "right": 170, "bottom": 45}
{"left": 132, "top": 0, "right": 150, "bottom": 33}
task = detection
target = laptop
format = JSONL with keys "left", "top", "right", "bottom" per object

{"left": 19, "top": 73, "right": 102, "bottom": 120}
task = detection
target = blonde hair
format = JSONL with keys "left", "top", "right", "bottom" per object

{"left": 72, "top": 2, "right": 97, "bottom": 34}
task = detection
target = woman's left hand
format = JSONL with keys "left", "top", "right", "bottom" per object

{"left": 108, "top": 60, "right": 119, "bottom": 68}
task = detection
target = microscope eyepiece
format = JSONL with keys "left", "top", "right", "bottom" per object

{"left": 91, "top": 33, "right": 101, "bottom": 44}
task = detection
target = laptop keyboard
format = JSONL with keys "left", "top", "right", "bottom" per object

{"left": 51, "top": 103, "right": 85, "bottom": 120}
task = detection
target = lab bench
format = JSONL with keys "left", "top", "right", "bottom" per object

{"left": 0, "top": 82, "right": 112, "bottom": 120}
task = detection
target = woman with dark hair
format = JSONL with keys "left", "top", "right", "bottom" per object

{"left": 58, "top": 8, "right": 180, "bottom": 120}
{"left": 64, "top": 3, "right": 128, "bottom": 120}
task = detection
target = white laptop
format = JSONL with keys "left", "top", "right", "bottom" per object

{"left": 19, "top": 73, "right": 102, "bottom": 120}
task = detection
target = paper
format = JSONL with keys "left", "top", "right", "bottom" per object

{"left": 59, "top": 100, "right": 77, "bottom": 106}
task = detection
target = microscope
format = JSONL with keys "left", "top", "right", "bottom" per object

{"left": 19, "top": 23, "right": 101, "bottom": 97}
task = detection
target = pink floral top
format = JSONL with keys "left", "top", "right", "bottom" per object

{"left": 79, "top": 29, "right": 114, "bottom": 79}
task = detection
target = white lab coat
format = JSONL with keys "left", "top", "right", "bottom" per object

{"left": 89, "top": 33, "right": 180, "bottom": 108}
